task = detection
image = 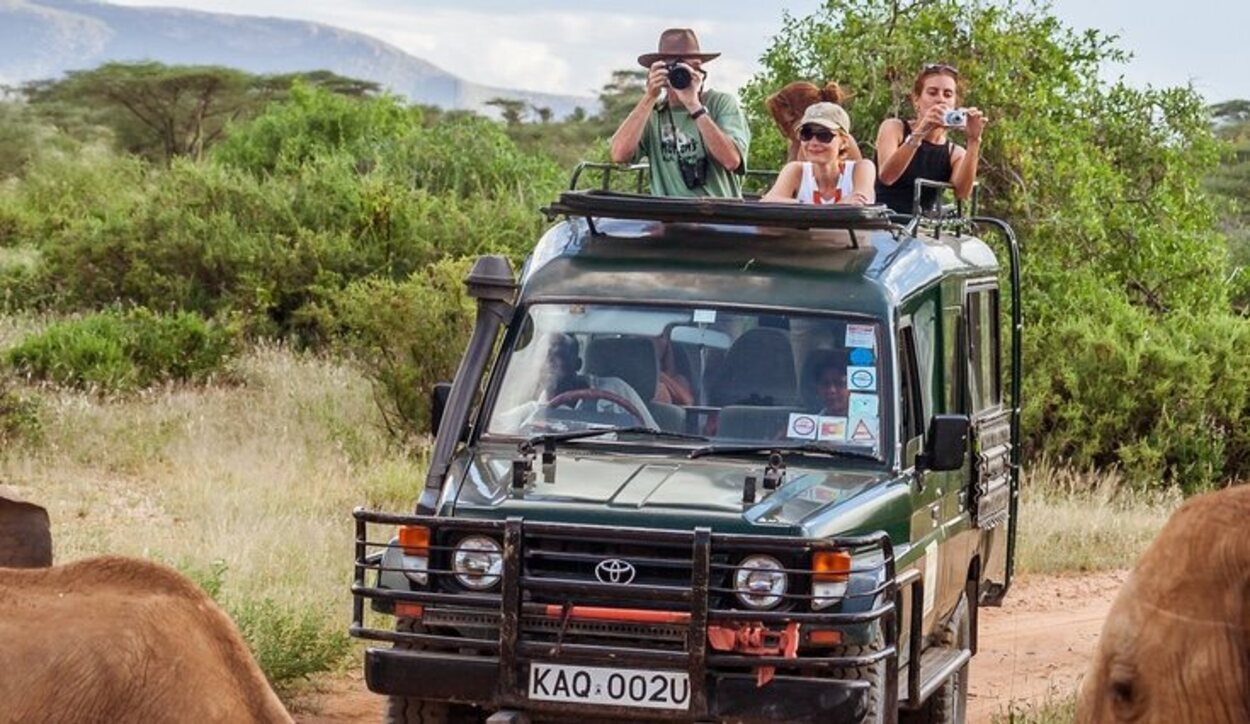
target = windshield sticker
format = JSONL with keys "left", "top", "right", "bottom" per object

{"left": 692, "top": 309, "right": 717, "bottom": 323}
{"left": 846, "top": 324, "right": 876, "bottom": 349}
{"left": 848, "top": 393, "right": 879, "bottom": 419}
{"left": 848, "top": 347, "right": 875, "bottom": 366}
{"left": 787, "top": 413, "right": 819, "bottom": 440}
{"left": 817, "top": 416, "right": 848, "bottom": 442}
{"left": 847, "top": 366, "right": 877, "bottom": 392}
{"left": 848, "top": 416, "right": 879, "bottom": 445}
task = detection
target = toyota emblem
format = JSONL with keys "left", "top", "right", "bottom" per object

{"left": 594, "top": 558, "right": 636, "bottom": 584}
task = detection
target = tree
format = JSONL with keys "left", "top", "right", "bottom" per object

{"left": 23, "top": 63, "right": 379, "bottom": 164}
{"left": 486, "top": 97, "right": 527, "bottom": 126}
{"left": 532, "top": 105, "right": 554, "bottom": 124}
{"left": 1207, "top": 99, "right": 1250, "bottom": 310}
{"left": 595, "top": 69, "right": 646, "bottom": 127}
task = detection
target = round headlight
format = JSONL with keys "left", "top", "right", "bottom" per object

{"left": 734, "top": 554, "right": 788, "bottom": 609}
{"left": 453, "top": 536, "right": 503, "bottom": 590}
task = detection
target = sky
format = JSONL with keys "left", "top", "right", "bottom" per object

{"left": 106, "top": 0, "right": 1249, "bottom": 104}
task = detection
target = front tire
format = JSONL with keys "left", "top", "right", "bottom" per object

{"left": 383, "top": 617, "right": 486, "bottom": 724}
{"left": 905, "top": 588, "right": 971, "bottom": 724}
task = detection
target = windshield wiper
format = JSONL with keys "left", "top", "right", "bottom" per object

{"left": 520, "top": 426, "right": 710, "bottom": 454}
{"left": 687, "top": 441, "right": 880, "bottom": 461}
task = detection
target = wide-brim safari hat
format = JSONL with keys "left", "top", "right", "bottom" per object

{"left": 795, "top": 102, "right": 852, "bottom": 135}
{"left": 637, "top": 28, "right": 721, "bottom": 67}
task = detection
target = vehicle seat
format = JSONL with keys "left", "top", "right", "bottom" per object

{"left": 584, "top": 336, "right": 686, "bottom": 431}
{"left": 708, "top": 328, "right": 800, "bottom": 408}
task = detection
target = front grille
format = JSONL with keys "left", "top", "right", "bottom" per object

{"left": 523, "top": 533, "right": 731, "bottom": 610}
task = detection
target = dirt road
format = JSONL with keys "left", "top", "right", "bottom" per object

{"left": 969, "top": 570, "right": 1125, "bottom": 721}
{"left": 299, "top": 571, "right": 1125, "bottom": 723}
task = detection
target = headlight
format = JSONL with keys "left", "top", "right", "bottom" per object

{"left": 734, "top": 555, "right": 788, "bottom": 609}
{"left": 453, "top": 535, "right": 503, "bottom": 590}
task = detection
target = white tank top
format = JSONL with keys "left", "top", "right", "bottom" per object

{"left": 796, "top": 161, "right": 856, "bottom": 205}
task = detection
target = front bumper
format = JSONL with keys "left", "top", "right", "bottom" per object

{"left": 351, "top": 509, "right": 902, "bottom": 722}
{"left": 365, "top": 647, "right": 869, "bottom": 722}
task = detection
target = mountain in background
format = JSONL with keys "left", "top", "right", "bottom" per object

{"left": 0, "top": 0, "right": 595, "bottom": 117}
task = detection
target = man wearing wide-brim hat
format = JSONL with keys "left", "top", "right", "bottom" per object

{"left": 609, "top": 28, "right": 751, "bottom": 198}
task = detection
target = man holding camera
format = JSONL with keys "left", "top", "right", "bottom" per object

{"left": 609, "top": 28, "right": 750, "bottom": 198}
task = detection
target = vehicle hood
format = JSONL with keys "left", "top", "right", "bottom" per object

{"left": 449, "top": 446, "right": 892, "bottom": 532}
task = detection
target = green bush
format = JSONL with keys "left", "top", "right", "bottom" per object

{"left": 333, "top": 257, "right": 475, "bottom": 440}
{"left": 1023, "top": 274, "right": 1250, "bottom": 490}
{"left": 177, "top": 558, "right": 349, "bottom": 693}
{"left": 6, "top": 308, "right": 238, "bottom": 392}
{"left": 2, "top": 93, "right": 556, "bottom": 343}
{"left": 229, "top": 597, "right": 351, "bottom": 692}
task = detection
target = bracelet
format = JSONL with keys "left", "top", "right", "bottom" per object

{"left": 904, "top": 133, "right": 923, "bottom": 148}
{"left": 689, "top": 106, "right": 708, "bottom": 121}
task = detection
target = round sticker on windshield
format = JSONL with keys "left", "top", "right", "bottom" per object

{"left": 848, "top": 367, "right": 877, "bottom": 391}
{"left": 787, "top": 413, "right": 818, "bottom": 440}
{"left": 849, "top": 347, "right": 875, "bottom": 366}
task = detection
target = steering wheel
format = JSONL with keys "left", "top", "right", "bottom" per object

{"left": 543, "top": 388, "right": 648, "bottom": 426}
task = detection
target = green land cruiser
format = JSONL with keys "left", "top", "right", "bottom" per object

{"left": 350, "top": 174, "right": 1021, "bottom": 724}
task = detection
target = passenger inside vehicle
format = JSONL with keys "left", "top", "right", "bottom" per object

{"left": 804, "top": 349, "right": 851, "bottom": 417}
{"left": 493, "top": 333, "right": 659, "bottom": 432}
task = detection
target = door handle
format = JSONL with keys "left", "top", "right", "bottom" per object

{"left": 929, "top": 502, "right": 941, "bottom": 524}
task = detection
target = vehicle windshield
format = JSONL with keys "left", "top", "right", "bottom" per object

{"left": 483, "top": 304, "right": 887, "bottom": 458}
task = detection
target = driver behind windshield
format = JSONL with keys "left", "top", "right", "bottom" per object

{"left": 493, "top": 333, "right": 659, "bottom": 433}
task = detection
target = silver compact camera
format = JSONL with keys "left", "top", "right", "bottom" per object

{"left": 942, "top": 108, "right": 968, "bottom": 128}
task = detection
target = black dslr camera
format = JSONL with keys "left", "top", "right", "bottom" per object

{"left": 665, "top": 62, "right": 693, "bottom": 90}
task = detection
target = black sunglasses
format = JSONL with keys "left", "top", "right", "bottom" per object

{"left": 799, "top": 125, "right": 836, "bottom": 144}
{"left": 923, "top": 62, "right": 960, "bottom": 76}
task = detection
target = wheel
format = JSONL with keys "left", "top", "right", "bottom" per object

{"left": 831, "top": 640, "right": 887, "bottom": 724}
{"left": 384, "top": 617, "right": 486, "bottom": 724}
{"left": 903, "top": 588, "right": 971, "bottom": 724}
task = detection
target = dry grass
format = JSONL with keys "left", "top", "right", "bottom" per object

{"left": 1016, "top": 460, "right": 1181, "bottom": 575}
{"left": 992, "top": 693, "right": 1078, "bottom": 723}
{"left": 0, "top": 342, "right": 425, "bottom": 613}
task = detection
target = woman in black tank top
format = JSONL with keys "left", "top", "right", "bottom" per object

{"left": 874, "top": 64, "right": 986, "bottom": 214}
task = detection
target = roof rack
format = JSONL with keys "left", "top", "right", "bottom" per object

{"left": 542, "top": 190, "right": 897, "bottom": 244}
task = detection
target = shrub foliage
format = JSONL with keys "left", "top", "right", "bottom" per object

{"left": 6, "top": 308, "right": 238, "bottom": 392}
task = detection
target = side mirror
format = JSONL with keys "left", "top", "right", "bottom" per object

{"left": 430, "top": 382, "right": 453, "bottom": 437}
{"left": 918, "top": 414, "right": 970, "bottom": 472}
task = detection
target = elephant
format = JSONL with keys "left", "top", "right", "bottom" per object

{"left": 1077, "top": 484, "right": 1250, "bottom": 723}
{"left": 0, "top": 497, "right": 291, "bottom": 723}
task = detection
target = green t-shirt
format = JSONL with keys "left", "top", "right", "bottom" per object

{"left": 632, "top": 89, "right": 751, "bottom": 198}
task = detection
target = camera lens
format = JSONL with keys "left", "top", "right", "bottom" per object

{"left": 667, "top": 63, "right": 692, "bottom": 90}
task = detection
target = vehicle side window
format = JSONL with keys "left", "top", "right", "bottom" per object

{"left": 897, "top": 326, "right": 923, "bottom": 446}
{"left": 966, "top": 287, "right": 1001, "bottom": 413}
{"left": 911, "top": 300, "right": 937, "bottom": 422}
{"left": 943, "top": 307, "right": 964, "bottom": 414}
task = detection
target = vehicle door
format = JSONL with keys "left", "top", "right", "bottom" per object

{"left": 964, "top": 281, "right": 1012, "bottom": 597}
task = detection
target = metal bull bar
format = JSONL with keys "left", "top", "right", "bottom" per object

{"left": 351, "top": 509, "right": 906, "bottom": 722}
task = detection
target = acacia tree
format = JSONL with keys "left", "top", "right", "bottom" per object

{"left": 23, "top": 63, "right": 379, "bottom": 164}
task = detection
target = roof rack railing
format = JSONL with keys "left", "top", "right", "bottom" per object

{"left": 568, "top": 162, "right": 650, "bottom": 193}
{"left": 896, "top": 179, "right": 981, "bottom": 239}
{"left": 542, "top": 190, "right": 897, "bottom": 245}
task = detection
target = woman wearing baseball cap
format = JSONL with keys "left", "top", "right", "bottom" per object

{"left": 761, "top": 102, "right": 876, "bottom": 205}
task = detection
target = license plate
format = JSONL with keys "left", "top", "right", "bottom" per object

{"left": 528, "top": 662, "right": 691, "bottom": 711}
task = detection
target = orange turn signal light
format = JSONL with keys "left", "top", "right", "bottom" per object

{"left": 808, "top": 629, "right": 844, "bottom": 646}
{"left": 398, "top": 525, "right": 431, "bottom": 556}
{"left": 395, "top": 602, "right": 424, "bottom": 619}
{"left": 813, "top": 551, "right": 852, "bottom": 582}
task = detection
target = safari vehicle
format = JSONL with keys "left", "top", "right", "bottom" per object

{"left": 350, "top": 168, "right": 1022, "bottom": 723}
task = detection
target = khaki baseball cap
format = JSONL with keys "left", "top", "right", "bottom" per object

{"left": 795, "top": 102, "right": 851, "bottom": 135}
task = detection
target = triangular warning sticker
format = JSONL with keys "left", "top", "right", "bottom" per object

{"left": 850, "top": 419, "right": 875, "bottom": 442}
